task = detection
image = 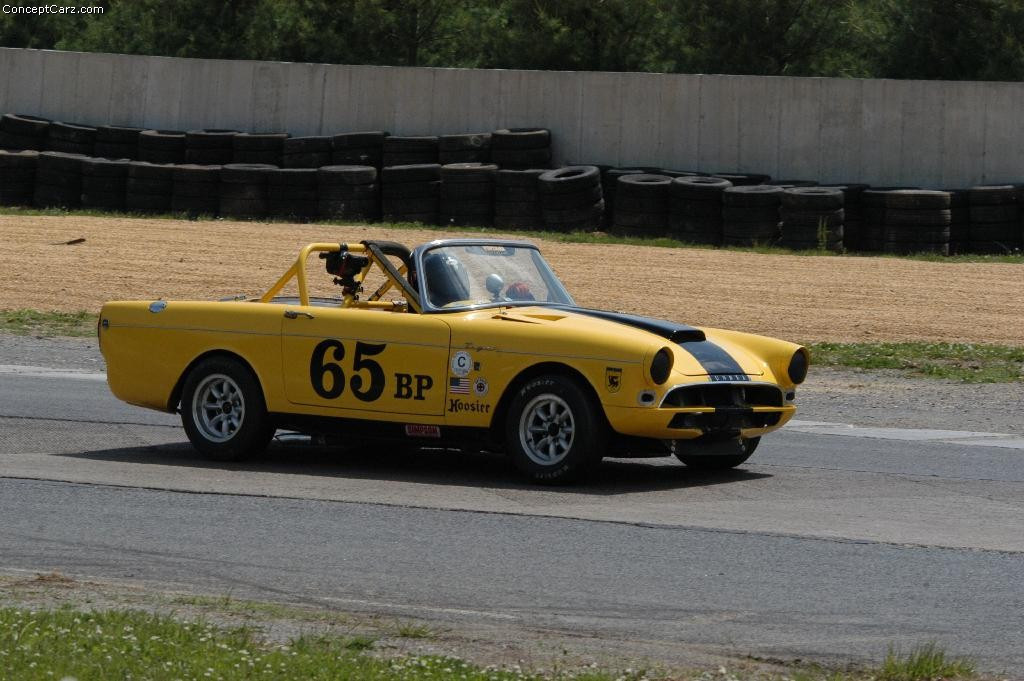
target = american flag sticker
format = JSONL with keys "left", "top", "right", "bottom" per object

{"left": 449, "top": 377, "right": 470, "bottom": 394}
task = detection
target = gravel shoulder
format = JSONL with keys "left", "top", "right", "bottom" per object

{"left": 2, "top": 333, "right": 1021, "bottom": 435}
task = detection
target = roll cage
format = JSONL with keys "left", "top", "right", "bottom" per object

{"left": 259, "top": 238, "right": 563, "bottom": 314}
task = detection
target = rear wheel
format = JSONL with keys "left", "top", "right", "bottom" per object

{"left": 505, "top": 375, "right": 606, "bottom": 484}
{"left": 674, "top": 436, "right": 760, "bottom": 470}
{"left": 180, "top": 356, "right": 274, "bottom": 461}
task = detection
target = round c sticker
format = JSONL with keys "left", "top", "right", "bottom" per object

{"left": 451, "top": 351, "right": 472, "bottom": 377}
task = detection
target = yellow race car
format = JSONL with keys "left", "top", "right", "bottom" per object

{"left": 99, "top": 238, "right": 808, "bottom": 483}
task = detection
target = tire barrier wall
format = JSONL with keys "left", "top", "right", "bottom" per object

{"left": 8, "top": 47, "right": 1024, "bottom": 188}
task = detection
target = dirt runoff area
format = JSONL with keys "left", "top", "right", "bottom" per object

{"left": 1, "top": 214, "right": 1022, "bottom": 345}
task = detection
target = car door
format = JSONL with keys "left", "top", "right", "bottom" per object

{"left": 280, "top": 306, "right": 450, "bottom": 417}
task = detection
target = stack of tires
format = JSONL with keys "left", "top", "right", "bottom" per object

{"left": 138, "top": 130, "right": 185, "bottom": 164}
{"left": 125, "top": 162, "right": 174, "bottom": 213}
{"left": 860, "top": 188, "right": 899, "bottom": 252}
{"left": 80, "top": 157, "right": 129, "bottom": 211}
{"left": 232, "top": 133, "right": 287, "bottom": 166}
{"left": 439, "top": 133, "right": 491, "bottom": 164}
{"left": 318, "top": 165, "right": 379, "bottom": 221}
{"left": 0, "top": 150, "right": 38, "bottom": 205}
{"left": 712, "top": 172, "right": 770, "bottom": 186}
{"left": 721, "top": 185, "right": 783, "bottom": 246}
{"left": 820, "top": 184, "right": 868, "bottom": 250}
{"left": 381, "top": 164, "right": 441, "bottom": 224}
{"left": 0, "top": 114, "right": 49, "bottom": 151}
{"left": 282, "top": 136, "right": 332, "bottom": 169}
{"left": 883, "top": 190, "right": 951, "bottom": 255}
{"left": 612, "top": 174, "right": 672, "bottom": 237}
{"left": 538, "top": 166, "right": 603, "bottom": 231}
{"left": 968, "top": 185, "right": 1021, "bottom": 254}
{"left": 171, "top": 165, "right": 220, "bottom": 215}
{"left": 779, "top": 187, "right": 844, "bottom": 251}
{"left": 95, "top": 125, "right": 141, "bottom": 160}
{"left": 945, "top": 189, "right": 969, "bottom": 254}
{"left": 267, "top": 168, "right": 318, "bottom": 220}
{"left": 601, "top": 168, "right": 643, "bottom": 225}
{"left": 493, "top": 169, "right": 544, "bottom": 230}
{"left": 382, "top": 136, "right": 438, "bottom": 167}
{"left": 45, "top": 122, "right": 95, "bottom": 156}
{"left": 490, "top": 128, "right": 551, "bottom": 170}
{"left": 185, "top": 130, "right": 236, "bottom": 165}
{"left": 440, "top": 162, "right": 497, "bottom": 227}
{"left": 34, "top": 152, "right": 86, "bottom": 208}
{"left": 332, "top": 132, "right": 387, "bottom": 168}
{"left": 219, "top": 163, "right": 274, "bottom": 219}
{"left": 668, "top": 176, "right": 731, "bottom": 245}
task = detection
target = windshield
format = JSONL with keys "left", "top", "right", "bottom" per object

{"left": 418, "top": 243, "right": 575, "bottom": 311}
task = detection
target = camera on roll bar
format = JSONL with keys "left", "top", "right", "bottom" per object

{"left": 319, "top": 251, "right": 370, "bottom": 298}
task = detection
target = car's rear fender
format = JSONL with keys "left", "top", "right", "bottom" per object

{"left": 168, "top": 349, "right": 267, "bottom": 414}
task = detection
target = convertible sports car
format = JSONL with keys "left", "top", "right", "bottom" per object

{"left": 99, "top": 238, "right": 808, "bottom": 483}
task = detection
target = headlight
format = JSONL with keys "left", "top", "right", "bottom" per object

{"left": 650, "top": 347, "right": 673, "bottom": 385}
{"left": 788, "top": 348, "right": 809, "bottom": 384}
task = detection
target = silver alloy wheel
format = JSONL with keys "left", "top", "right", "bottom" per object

{"left": 519, "top": 393, "right": 576, "bottom": 466}
{"left": 192, "top": 373, "right": 245, "bottom": 443}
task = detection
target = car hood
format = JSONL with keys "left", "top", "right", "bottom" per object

{"left": 489, "top": 305, "right": 765, "bottom": 377}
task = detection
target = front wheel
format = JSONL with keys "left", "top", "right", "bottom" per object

{"left": 674, "top": 436, "right": 760, "bottom": 471}
{"left": 180, "top": 356, "right": 274, "bottom": 461}
{"left": 505, "top": 375, "right": 606, "bottom": 484}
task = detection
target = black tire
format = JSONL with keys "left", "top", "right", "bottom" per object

{"left": 124, "top": 192, "right": 172, "bottom": 212}
{"left": 381, "top": 181, "right": 440, "bottom": 199}
{"left": 615, "top": 194, "right": 669, "bottom": 213}
{"left": 439, "top": 133, "right": 491, "bottom": 151}
{"left": 319, "top": 183, "right": 379, "bottom": 200}
{"left": 495, "top": 186, "right": 540, "bottom": 202}
{"left": 0, "top": 131, "right": 43, "bottom": 150}
{"left": 491, "top": 128, "right": 550, "bottom": 150}
{"left": 490, "top": 148, "right": 552, "bottom": 169}
{"left": 780, "top": 187, "right": 844, "bottom": 210}
{"left": 0, "top": 149, "right": 39, "bottom": 169}
{"left": 493, "top": 200, "right": 540, "bottom": 217}
{"left": 617, "top": 174, "right": 672, "bottom": 198}
{"left": 441, "top": 162, "right": 498, "bottom": 182}
{"left": 884, "top": 189, "right": 951, "bottom": 210}
{"left": 494, "top": 215, "right": 541, "bottom": 230}
{"left": 282, "top": 151, "right": 332, "bottom": 168}
{"left": 541, "top": 185, "right": 603, "bottom": 210}
{"left": 969, "top": 204, "right": 1019, "bottom": 223}
{"left": 723, "top": 205, "right": 779, "bottom": 222}
{"left": 723, "top": 185, "right": 784, "bottom": 206}
{"left": 331, "top": 148, "right": 382, "bottom": 166}
{"left": 318, "top": 165, "right": 377, "bottom": 185}
{"left": 671, "top": 199, "right": 722, "bottom": 219}
{"left": 1, "top": 113, "right": 50, "bottom": 137}
{"left": 233, "top": 133, "right": 288, "bottom": 151}
{"left": 538, "top": 166, "right": 601, "bottom": 194}
{"left": 496, "top": 168, "right": 545, "bottom": 187}
{"left": 267, "top": 168, "right": 318, "bottom": 187}
{"left": 440, "top": 183, "right": 493, "bottom": 201}
{"left": 766, "top": 179, "right": 817, "bottom": 188}
{"left": 711, "top": 172, "right": 770, "bottom": 186}
{"left": 48, "top": 121, "right": 97, "bottom": 144}
{"left": 283, "top": 136, "right": 331, "bottom": 154}
{"left": 180, "top": 356, "right": 274, "bottom": 461}
{"left": 233, "top": 150, "right": 283, "bottom": 166}
{"left": 382, "top": 197, "right": 440, "bottom": 214}
{"left": 780, "top": 208, "right": 844, "bottom": 227}
{"left": 884, "top": 209, "right": 952, "bottom": 226}
{"left": 221, "top": 163, "right": 275, "bottom": 184}
{"left": 332, "top": 131, "right": 388, "bottom": 148}
{"left": 968, "top": 185, "right": 1017, "bottom": 205}
{"left": 94, "top": 142, "right": 138, "bottom": 160}
{"left": 674, "top": 436, "right": 759, "bottom": 469}
{"left": 381, "top": 164, "right": 442, "bottom": 184}
{"left": 505, "top": 374, "right": 605, "bottom": 483}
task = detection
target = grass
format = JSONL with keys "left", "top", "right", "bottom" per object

{"left": 0, "top": 606, "right": 982, "bottom": 681}
{"left": 808, "top": 341, "right": 1024, "bottom": 382}
{"left": 3, "top": 204, "right": 1023, "bottom": 264}
{"left": 0, "top": 606, "right": 644, "bottom": 681}
{"left": 878, "top": 643, "right": 976, "bottom": 681}
{"left": 0, "top": 308, "right": 96, "bottom": 337}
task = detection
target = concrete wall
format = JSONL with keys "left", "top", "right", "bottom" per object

{"left": 1, "top": 47, "right": 1020, "bottom": 188}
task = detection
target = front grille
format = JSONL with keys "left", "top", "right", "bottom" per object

{"left": 662, "top": 383, "right": 784, "bottom": 408}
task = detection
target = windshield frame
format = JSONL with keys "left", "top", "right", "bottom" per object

{"left": 412, "top": 239, "right": 576, "bottom": 314}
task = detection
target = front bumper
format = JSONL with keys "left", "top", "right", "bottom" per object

{"left": 604, "top": 404, "right": 796, "bottom": 440}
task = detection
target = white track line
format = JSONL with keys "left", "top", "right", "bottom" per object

{"left": 0, "top": 364, "right": 106, "bottom": 381}
{"left": 788, "top": 419, "right": 1024, "bottom": 450}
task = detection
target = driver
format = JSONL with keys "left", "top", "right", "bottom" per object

{"left": 506, "top": 281, "right": 535, "bottom": 301}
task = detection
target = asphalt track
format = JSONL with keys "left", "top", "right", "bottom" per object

{"left": 1, "top": 365, "right": 1023, "bottom": 670}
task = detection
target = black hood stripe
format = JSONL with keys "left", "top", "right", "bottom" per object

{"left": 677, "top": 340, "right": 749, "bottom": 377}
{"left": 552, "top": 305, "right": 706, "bottom": 343}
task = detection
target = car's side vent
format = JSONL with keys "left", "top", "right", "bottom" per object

{"left": 662, "top": 383, "right": 784, "bottom": 408}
